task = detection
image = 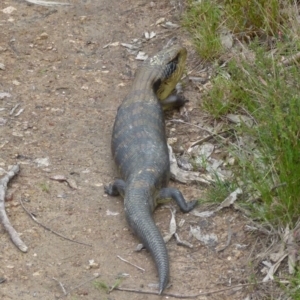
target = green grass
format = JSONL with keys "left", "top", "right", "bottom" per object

{"left": 182, "top": 0, "right": 224, "bottom": 59}
{"left": 203, "top": 177, "right": 236, "bottom": 204}
{"left": 183, "top": 0, "right": 300, "bottom": 225}
{"left": 39, "top": 182, "right": 50, "bottom": 193}
{"left": 202, "top": 43, "right": 300, "bottom": 225}
{"left": 93, "top": 280, "right": 110, "bottom": 293}
{"left": 182, "top": 0, "right": 290, "bottom": 60}
{"left": 287, "top": 269, "right": 300, "bottom": 299}
{"left": 224, "top": 0, "right": 283, "bottom": 36}
{"left": 93, "top": 275, "right": 124, "bottom": 294}
{"left": 182, "top": 2, "right": 300, "bottom": 297}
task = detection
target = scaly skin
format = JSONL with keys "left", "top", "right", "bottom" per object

{"left": 105, "top": 45, "right": 197, "bottom": 294}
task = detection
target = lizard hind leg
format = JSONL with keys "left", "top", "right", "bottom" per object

{"left": 160, "top": 94, "right": 188, "bottom": 111}
{"left": 104, "top": 179, "right": 126, "bottom": 197}
{"left": 158, "top": 187, "right": 197, "bottom": 212}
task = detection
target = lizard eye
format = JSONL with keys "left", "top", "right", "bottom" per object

{"left": 164, "top": 54, "right": 179, "bottom": 78}
{"left": 165, "top": 61, "right": 177, "bottom": 78}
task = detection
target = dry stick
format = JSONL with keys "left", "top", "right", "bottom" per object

{"left": 9, "top": 103, "right": 20, "bottom": 115}
{"left": 170, "top": 119, "right": 223, "bottom": 137}
{"left": 117, "top": 255, "right": 145, "bottom": 272}
{"left": 19, "top": 197, "right": 92, "bottom": 247}
{"left": 171, "top": 119, "right": 254, "bottom": 155}
{"left": 0, "top": 164, "right": 28, "bottom": 252}
{"left": 52, "top": 277, "right": 67, "bottom": 296}
{"left": 114, "top": 281, "right": 266, "bottom": 298}
{"left": 189, "top": 129, "right": 233, "bottom": 148}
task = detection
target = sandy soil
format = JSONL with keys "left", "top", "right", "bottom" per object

{"left": 0, "top": 1, "right": 257, "bottom": 299}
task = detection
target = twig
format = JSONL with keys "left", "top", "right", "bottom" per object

{"left": 271, "top": 182, "right": 287, "bottom": 192}
{"left": 117, "top": 255, "right": 145, "bottom": 272}
{"left": 189, "top": 129, "right": 233, "bottom": 148}
{"left": 0, "top": 277, "right": 6, "bottom": 284}
{"left": 114, "top": 281, "right": 266, "bottom": 298}
{"left": 19, "top": 197, "right": 92, "bottom": 247}
{"left": 24, "top": 0, "right": 71, "bottom": 6}
{"left": 170, "top": 119, "right": 224, "bottom": 137}
{"left": 52, "top": 277, "right": 67, "bottom": 295}
{"left": 0, "top": 164, "right": 28, "bottom": 252}
{"left": 15, "top": 108, "right": 24, "bottom": 117}
{"left": 10, "top": 103, "right": 20, "bottom": 116}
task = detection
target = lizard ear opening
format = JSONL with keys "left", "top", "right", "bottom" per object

{"left": 153, "top": 78, "right": 162, "bottom": 94}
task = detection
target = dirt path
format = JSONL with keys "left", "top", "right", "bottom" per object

{"left": 0, "top": 1, "right": 256, "bottom": 299}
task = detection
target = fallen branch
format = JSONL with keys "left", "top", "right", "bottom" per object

{"left": 117, "top": 255, "right": 145, "bottom": 272}
{"left": 0, "top": 164, "right": 28, "bottom": 252}
{"left": 114, "top": 281, "right": 266, "bottom": 298}
{"left": 19, "top": 197, "right": 92, "bottom": 248}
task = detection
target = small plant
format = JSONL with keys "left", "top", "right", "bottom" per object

{"left": 93, "top": 276, "right": 124, "bottom": 294}
{"left": 39, "top": 182, "right": 50, "bottom": 193}
{"left": 202, "top": 73, "right": 236, "bottom": 118}
{"left": 93, "top": 280, "right": 110, "bottom": 293}
{"left": 203, "top": 176, "right": 236, "bottom": 204}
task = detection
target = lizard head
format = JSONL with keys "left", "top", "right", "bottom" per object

{"left": 148, "top": 45, "right": 187, "bottom": 101}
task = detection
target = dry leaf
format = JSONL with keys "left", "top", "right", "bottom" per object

{"left": 121, "top": 43, "right": 139, "bottom": 50}
{"left": 34, "top": 157, "right": 50, "bottom": 167}
{"left": 215, "top": 188, "right": 242, "bottom": 211}
{"left": 168, "top": 144, "right": 212, "bottom": 185}
{"left": 106, "top": 210, "right": 119, "bottom": 216}
{"left": 190, "top": 225, "right": 218, "bottom": 247}
{"left": 136, "top": 51, "right": 148, "bottom": 61}
{"left": 226, "top": 114, "right": 254, "bottom": 128}
{"left": 163, "top": 209, "right": 176, "bottom": 243}
{"left": 191, "top": 210, "right": 214, "bottom": 218}
{"left": 0, "top": 92, "right": 11, "bottom": 99}
{"left": 220, "top": 30, "right": 233, "bottom": 50}
{"left": 2, "top": 6, "right": 16, "bottom": 14}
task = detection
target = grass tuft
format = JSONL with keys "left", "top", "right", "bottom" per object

{"left": 182, "top": 0, "right": 224, "bottom": 59}
{"left": 183, "top": 0, "right": 300, "bottom": 226}
{"left": 204, "top": 42, "right": 300, "bottom": 225}
{"left": 224, "top": 0, "right": 283, "bottom": 36}
{"left": 39, "top": 182, "right": 50, "bottom": 193}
